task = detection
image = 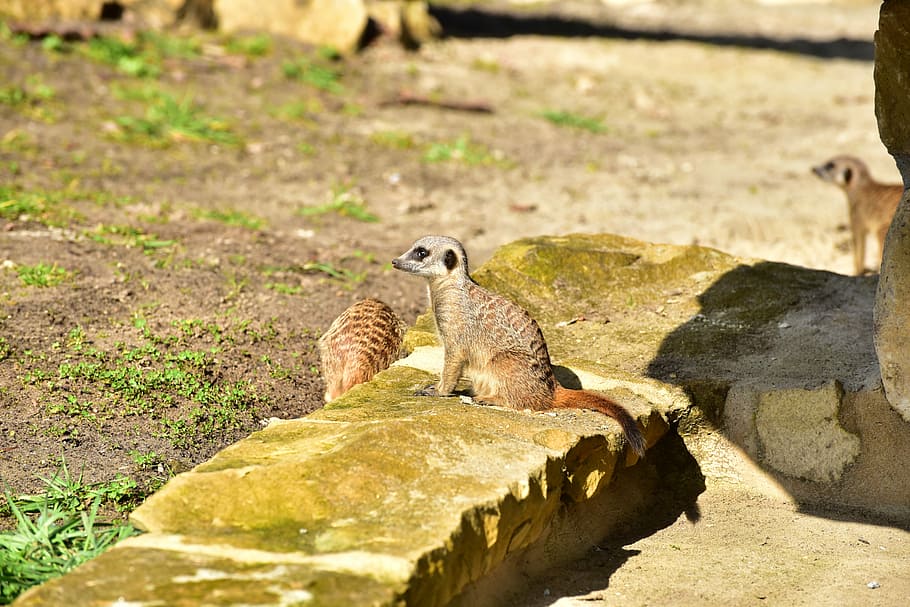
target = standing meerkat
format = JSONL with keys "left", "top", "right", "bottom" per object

{"left": 812, "top": 155, "right": 902, "bottom": 275}
{"left": 392, "top": 235, "right": 647, "bottom": 457}
{"left": 318, "top": 298, "right": 405, "bottom": 402}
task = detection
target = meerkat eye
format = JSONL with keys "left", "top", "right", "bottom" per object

{"left": 413, "top": 246, "right": 429, "bottom": 260}
{"left": 824, "top": 161, "right": 835, "bottom": 171}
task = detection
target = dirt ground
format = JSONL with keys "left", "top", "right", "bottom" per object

{"left": 0, "top": 0, "right": 906, "bottom": 603}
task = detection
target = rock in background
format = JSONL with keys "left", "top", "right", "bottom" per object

{"left": 0, "top": 0, "right": 439, "bottom": 53}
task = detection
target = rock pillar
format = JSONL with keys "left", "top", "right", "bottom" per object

{"left": 873, "top": 0, "right": 910, "bottom": 421}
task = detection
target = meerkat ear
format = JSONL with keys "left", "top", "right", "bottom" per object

{"left": 842, "top": 167, "right": 853, "bottom": 185}
{"left": 444, "top": 249, "right": 458, "bottom": 271}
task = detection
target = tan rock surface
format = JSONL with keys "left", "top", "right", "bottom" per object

{"left": 873, "top": 0, "right": 910, "bottom": 422}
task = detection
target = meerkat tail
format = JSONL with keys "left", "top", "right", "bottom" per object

{"left": 553, "top": 386, "right": 647, "bottom": 457}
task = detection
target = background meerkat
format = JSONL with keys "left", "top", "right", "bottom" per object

{"left": 812, "top": 155, "right": 903, "bottom": 275}
{"left": 318, "top": 298, "right": 405, "bottom": 402}
{"left": 392, "top": 235, "right": 647, "bottom": 457}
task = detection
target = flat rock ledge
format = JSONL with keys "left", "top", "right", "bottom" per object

{"left": 15, "top": 363, "right": 670, "bottom": 606}
{"left": 16, "top": 233, "right": 910, "bottom": 606}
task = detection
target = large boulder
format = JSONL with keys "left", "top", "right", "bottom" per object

{"left": 0, "top": 0, "right": 439, "bottom": 53}
{"left": 215, "top": 0, "right": 368, "bottom": 54}
{"left": 0, "top": 0, "right": 184, "bottom": 27}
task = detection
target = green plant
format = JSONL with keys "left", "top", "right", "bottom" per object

{"left": 128, "top": 450, "right": 161, "bottom": 469}
{"left": 114, "top": 93, "right": 238, "bottom": 146}
{"left": 85, "top": 224, "right": 176, "bottom": 252}
{"left": 282, "top": 57, "right": 343, "bottom": 93}
{"left": 0, "top": 465, "right": 139, "bottom": 603}
{"left": 16, "top": 263, "right": 71, "bottom": 288}
{"left": 226, "top": 34, "right": 272, "bottom": 57}
{"left": 370, "top": 130, "right": 417, "bottom": 150}
{"left": 194, "top": 208, "right": 264, "bottom": 230}
{"left": 541, "top": 109, "right": 608, "bottom": 134}
{"left": 297, "top": 185, "right": 378, "bottom": 222}
{"left": 0, "top": 77, "right": 57, "bottom": 122}
{"left": 84, "top": 36, "right": 160, "bottom": 78}
{"left": 41, "top": 34, "right": 67, "bottom": 54}
{"left": 271, "top": 99, "right": 324, "bottom": 122}
{"left": 423, "top": 135, "right": 504, "bottom": 166}
{"left": 0, "top": 186, "right": 84, "bottom": 226}
{"left": 300, "top": 261, "right": 365, "bottom": 283}
{"left": 265, "top": 282, "right": 303, "bottom": 295}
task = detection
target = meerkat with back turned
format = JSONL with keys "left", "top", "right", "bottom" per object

{"left": 392, "top": 235, "right": 647, "bottom": 457}
{"left": 812, "top": 155, "right": 902, "bottom": 275}
{"left": 318, "top": 298, "right": 405, "bottom": 402}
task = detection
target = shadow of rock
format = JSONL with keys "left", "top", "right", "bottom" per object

{"left": 449, "top": 427, "right": 705, "bottom": 606}
{"left": 646, "top": 262, "right": 910, "bottom": 527}
{"left": 429, "top": 5, "right": 874, "bottom": 62}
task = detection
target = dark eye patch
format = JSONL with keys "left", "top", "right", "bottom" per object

{"left": 824, "top": 161, "right": 835, "bottom": 171}
{"left": 444, "top": 249, "right": 457, "bottom": 270}
{"left": 414, "top": 246, "right": 429, "bottom": 260}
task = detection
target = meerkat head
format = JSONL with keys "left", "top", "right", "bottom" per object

{"left": 812, "top": 155, "right": 869, "bottom": 190}
{"left": 392, "top": 235, "right": 469, "bottom": 279}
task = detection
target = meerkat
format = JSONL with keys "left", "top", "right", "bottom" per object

{"left": 392, "top": 235, "right": 647, "bottom": 457}
{"left": 318, "top": 298, "right": 406, "bottom": 402}
{"left": 812, "top": 155, "right": 903, "bottom": 275}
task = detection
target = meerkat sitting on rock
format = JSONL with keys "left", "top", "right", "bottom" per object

{"left": 392, "top": 235, "right": 647, "bottom": 457}
{"left": 812, "top": 155, "right": 903, "bottom": 275}
{"left": 318, "top": 298, "right": 405, "bottom": 402}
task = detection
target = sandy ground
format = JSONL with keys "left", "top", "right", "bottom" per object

{"left": 518, "top": 481, "right": 910, "bottom": 607}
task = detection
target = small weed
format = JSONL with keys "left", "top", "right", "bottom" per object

{"left": 423, "top": 135, "right": 504, "bottom": 166}
{"left": 301, "top": 261, "right": 366, "bottom": 283}
{"left": 16, "top": 263, "right": 72, "bottom": 288}
{"left": 272, "top": 99, "right": 324, "bottom": 122}
{"left": 0, "top": 130, "right": 35, "bottom": 154}
{"left": 0, "top": 76, "right": 57, "bottom": 122}
{"left": 265, "top": 282, "right": 303, "bottom": 296}
{"left": 370, "top": 130, "right": 417, "bottom": 150}
{"left": 0, "top": 464, "right": 138, "bottom": 603}
{"left": 226, "top": 34, "right": 272, "bottom": 57}
{"left": 144, "top": 31, "right": 200, "bottom": 59}
{"left": 541, "top": 109, "right": 608, "bottom": 134}
{"left": 128, "top": 450, "right": 161, "bottom": 469}
{"left": 297, "top": 185, "right": 378, "bottom": 223}
{"left": 194, "top": 208, "right": 265, "bottom": 230}
{"left": 84, "top": 36, "right": 160, "bottom": 78}
{"left": 85, "top": 224, "right": 176, "bottom": 253}
{"left": 41, "top": 34, "right": 67, "bottom": 54}
{"left": 114, "top": 92, "right": 239, "bottom": 146}
{"left": 282, "top": 57, "right": 343, "bottom": 93}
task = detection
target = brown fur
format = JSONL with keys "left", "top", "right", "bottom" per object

{"left": 318, "top": 298, "right": 405, "bottom": 402}
{"left": 392, "top": 235, "right": 647, "bottom": 457}
{"left": 813, "top": 155, "right": 903, "bottom": 275}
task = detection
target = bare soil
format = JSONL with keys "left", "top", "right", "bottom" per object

{"left": 1, "top": 0, "right": 907, "bottom": 604}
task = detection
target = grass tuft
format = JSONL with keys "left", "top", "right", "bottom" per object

{"left": 16, "top": 263, "right": 72, "bottom": 288}
{"left": 0, "top": 463, "right": 138, "bottom": 604}
{"left": 297, "top": 185, "right": 378, "bottom": 223}
{"left": 114, "top": 92, "right": 239, "bottom": 146}
{"left": 541, "top": 109, "right": 608, "bottom": 134}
